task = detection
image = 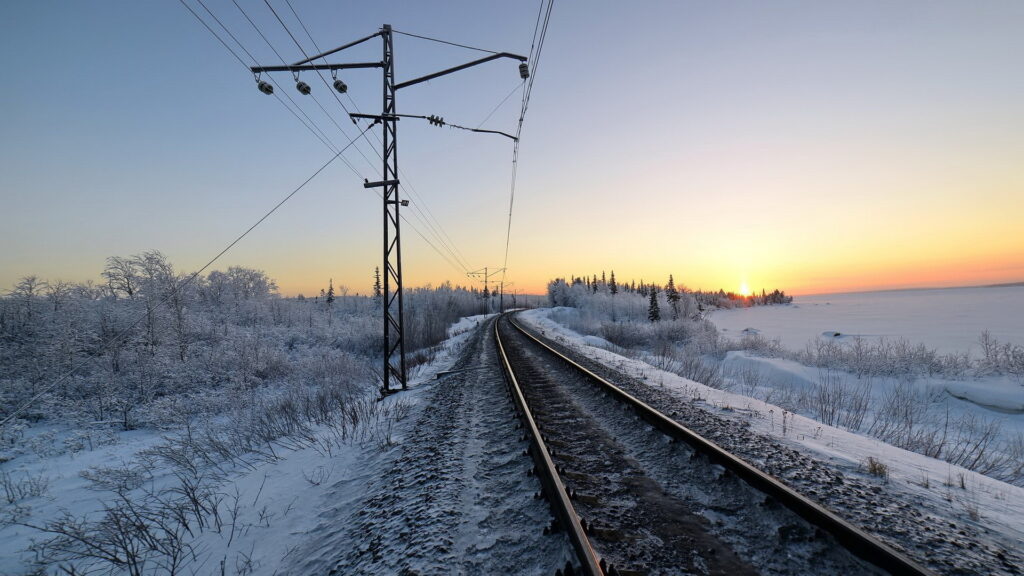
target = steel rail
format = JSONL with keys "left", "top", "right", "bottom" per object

{"left": 494, "top": 317, "right": 604, "bottom": 576}
{"left": 505, "top": 314, "right": 935, "bottom": 576}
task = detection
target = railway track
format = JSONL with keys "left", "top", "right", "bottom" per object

{"left": 495, "top": 312, "right": 935, "bottom": 576}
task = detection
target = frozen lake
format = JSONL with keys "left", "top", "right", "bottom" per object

{"left": 709, "top": 285, "right": 1024, "bottom": 355}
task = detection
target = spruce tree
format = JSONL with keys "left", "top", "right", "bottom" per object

{"left": 666, "top": 274, "right": 680, "bottom": 320}
{"left": 326, "top": 278, "right": 335, "bottom": 307}
{"left": 648, "top": 287, "right": 660, "bottom": 322}
{"left": 609, "top": 270, "right": 618, "bottom": 295}
{"left": 372, "top": 267, "right": 383, "bottom": 307}
{"left": 592, "top": 274, "right": 598, "bottom": 294}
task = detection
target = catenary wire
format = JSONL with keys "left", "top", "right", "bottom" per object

{"left": 500, "top": 0, "right": 553, "bottom": 288}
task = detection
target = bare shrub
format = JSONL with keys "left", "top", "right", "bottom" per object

{"left": 978, "top": 330, "right": 1024, "bottom": 377}
{"left": 25, "top": 489, "right": 195, "bottom": 576}
{"left": 80, "top": 465, "right": 148, "bottom": 492}
{"left": 302, "top": 466, "right": 330, "bottom": 486}
{"left": 862, "top": 456, "right": 889, "bottom": 480}
{"left": 725, "top": 364, "right": 765, "bottom": 397}
{"left": 838, "top": 377, "right": 872, "bottom": 432}
{"left": 1, "top": 469, "right": 50, "bottom": 504}
{"left": 812, "top": 370, "right": 842, "bottom": 427}
{"left": 738, "top": 333, "right": 783, "bottom": 357}
{"left": 675, "top": 352, "right": 724, "bottom": 389}
{"left": 761, "top": 381, "right": 809, "bottom": 413}
{"left": 809, "top": 370, "right": 872, "bottom": 432}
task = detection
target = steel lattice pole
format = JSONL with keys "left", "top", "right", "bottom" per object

{"left": 381, "top": 24, "right": 407, "bottom": 393}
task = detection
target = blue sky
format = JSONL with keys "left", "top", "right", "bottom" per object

{"left": 2, "top": 1, "right": 1022, "bottom": 295}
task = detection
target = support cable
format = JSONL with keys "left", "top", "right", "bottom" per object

{"left": 391, "top": 29, "right": 500, "bottom": 55}
{"left": 475, "top": 81, "right": 524, "bottom": 130}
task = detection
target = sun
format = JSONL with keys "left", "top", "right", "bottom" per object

{"left": 739, "top": 282, "right": 752, "bottom": 297}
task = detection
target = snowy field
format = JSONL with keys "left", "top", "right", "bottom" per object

{"left": 708, "top": 285, "right": 1024, "bottom": 480}
{"left": 710, "top": 285, "right": 1024, "bottom": 355}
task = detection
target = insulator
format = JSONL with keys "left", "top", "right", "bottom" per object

{"left": 296, "top": 81, "right": 311, "bottom": 95}
{"left": 519, "top": 62, "right": 530, "bottom": 79}
{"left": 333, "top": 79, "right": 348, "bottom": 94}
{"left": 257, "top": 81, "right": 274, "bottom": 95}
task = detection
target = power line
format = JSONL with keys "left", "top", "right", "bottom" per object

{"left": 182, "top": 0, "right": 473, "bottom": 277}
{"left": 272, "top": 2, "right": 474, "bottom": 274}
{"left": 184, "top": 0, "right": 340, "bottom": 156}
{"left": 278, "top": 0, "right": 384, "bottom": 175}
{"left": 178, "top": 0, "right": 247, "bottom": 68}
{"left": 1, "top": 126, "right": 372, "bottom": 429}
{"left": 191, "top": 0, "right": 366, "bottom": 178}
{"left": 265, "top": 0, "right": 380, "bottom": 176}
{"left": 227, "top": 0, "right": 343, "bottom": 154}
{"left": 528, "top": 0, "right": 546, "bottom": 62}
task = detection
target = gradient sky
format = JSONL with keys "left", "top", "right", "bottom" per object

{"left": 2, "top": 1, "right": 1022, "bottom": 297}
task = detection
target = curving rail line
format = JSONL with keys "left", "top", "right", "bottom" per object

{"left": 494, "top": 312, "right": 934, "bottom": 576}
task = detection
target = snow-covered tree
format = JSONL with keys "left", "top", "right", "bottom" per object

{"left": 666, "top": 275, "right": 680, "bottom": 320}
{"left": 372, "top": 267, "right": 382, "bottom": 308}
{"left": 648, "top": 288, "right": 660, "bottom": 322}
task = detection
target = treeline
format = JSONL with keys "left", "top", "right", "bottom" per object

{"left": 303, "top": 266, "right": 519, "bottom": 311}
{"left": 548, "top": 271, "right": 792, "bottom": 316}
{"left": 695, "top": 288, "right": 793, "bottom": 309}
{"left": 0, "top": 250, "right": 486, "bottom": 435}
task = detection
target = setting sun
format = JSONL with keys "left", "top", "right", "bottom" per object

{"left": 739, "top": 282, "right": 752, "bottom": 297}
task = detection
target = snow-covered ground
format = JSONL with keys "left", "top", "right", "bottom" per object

{"left": 710, "top": 285, "right": 1024, "bottom": 355}
{"left": 520, "top": 308, "right": 1024, "bottom": 570}
{"left": 708, "top": 286, "right": 1024, "bottom": 485}
{"left": 0, "top": 315, "right": 490, "bottom": 575}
